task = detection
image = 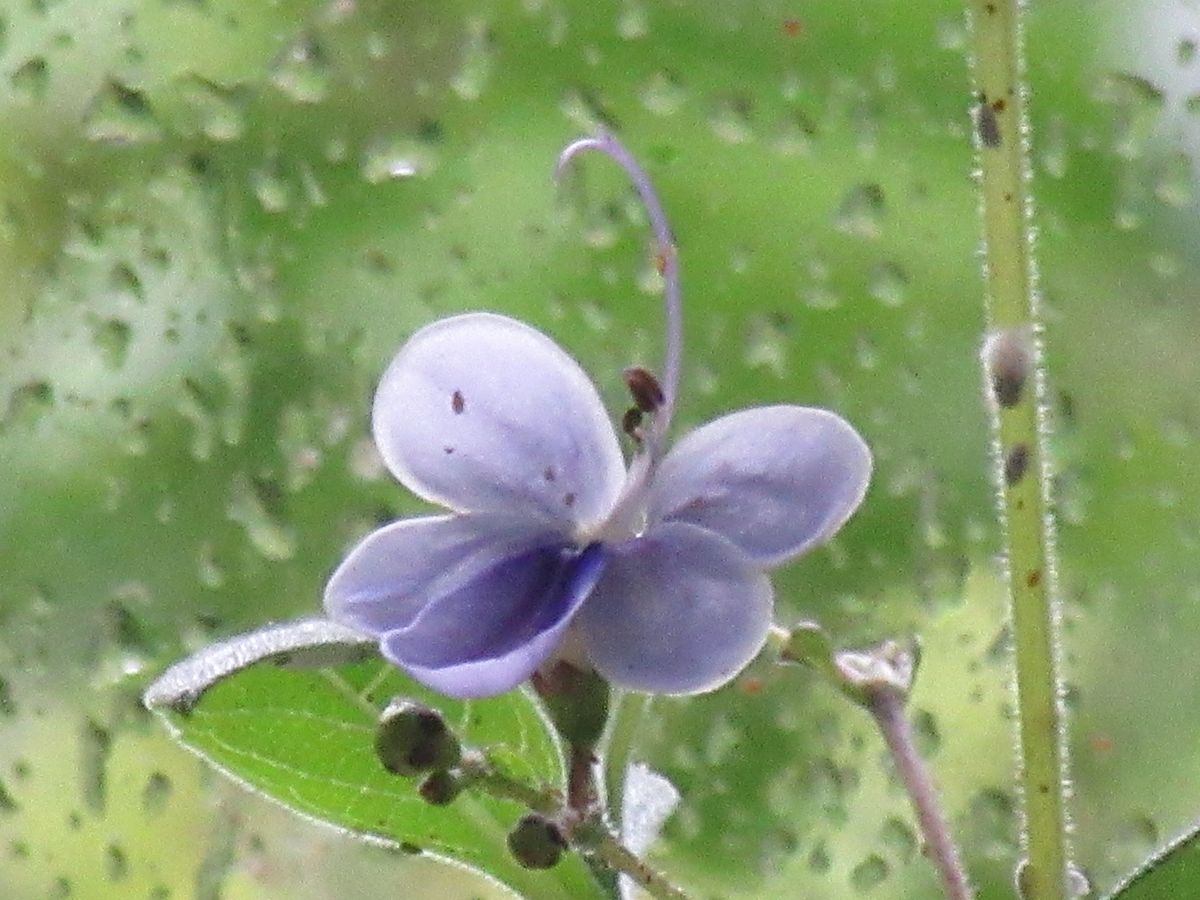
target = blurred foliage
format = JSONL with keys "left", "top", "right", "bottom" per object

{"left": 2, "top": 0, "right": 1200, "bottom": 897}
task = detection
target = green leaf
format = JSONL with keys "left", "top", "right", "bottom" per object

{"left": 1107, "top": 821, "right": 1200, "bottom": 900}
{"left": 144, "top": 620, "right": 605, "bottom": 900}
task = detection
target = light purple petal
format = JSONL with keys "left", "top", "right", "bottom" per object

{"left": 384, "top": 543, "right": 608, "bottom": 698}
{"left": 372, "top": 313, "right": 626, "bottom": 529}
{"left": 647, "top": 405, "right": 871, "bottom": 568}
{"left": 577, "top": 522, "right": 772, "bottom": 695}
{"left": 323, "top": 513, "right": 562, "bottom": 636}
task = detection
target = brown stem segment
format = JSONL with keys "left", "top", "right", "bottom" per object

{"left": 568, "top": 744, "right": 600, "bottom": 815}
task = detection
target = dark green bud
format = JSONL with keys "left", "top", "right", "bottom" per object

{"left": 507, "top": 813, "right": 567, "bottom": 870}
{"left": 418, "top": 770, "right": 461, "bottom": 806}
{"left": 532, "top": 662, "right": 609, "bottom": 748}
{"left": 374, "top": 698, "right": 461, "bottom": 777}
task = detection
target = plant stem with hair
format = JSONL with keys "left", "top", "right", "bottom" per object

{"left": 966, "top": 2, "right": 1070, "bottom": 898}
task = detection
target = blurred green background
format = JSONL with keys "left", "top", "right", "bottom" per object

{"left": 2, "top": 0, "right": 1200, "bottom": 897}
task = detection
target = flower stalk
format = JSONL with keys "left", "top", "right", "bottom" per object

{"left": 572, "top": 819, "right": 691, "bottom": 900}
{"left": 865, "top": 685, "right": 973, "bottom": 900}
{"left": 781, "top": 629, "right": 974, "bottom": 900}
{"left": 966, "top": 2, "right": 1071, "bottom": 898}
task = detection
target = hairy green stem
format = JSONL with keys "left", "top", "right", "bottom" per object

{"left": 464, "top": 752, "right": 560, "bottom": 815}
{"left": 574, "top": 822, "right": 691, "bottom": 900}
{"left": 966, "top": 2, "right": 1071, "bottom": 898}
{"left": 471, "top": 748, "right": 691, "bottom": 900}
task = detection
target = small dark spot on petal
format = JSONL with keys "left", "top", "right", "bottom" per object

{"left": 451, "top": 390, "right": 465, "bottom": 414}
{"left": 563, "top": 492, "right": 576, "bottom": 507}
{"left": 543, "top": 466, "right": 556, "bottom": 482}
{"left": 443, "top": 446, "right": 455, "bottom": 455}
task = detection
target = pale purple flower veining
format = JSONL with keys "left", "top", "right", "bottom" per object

{"left": 323, "top": 134, "right": 872, "bottom": 699}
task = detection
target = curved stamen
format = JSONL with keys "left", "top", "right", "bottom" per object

{"left": 555, "top": 133, "right": 682, "bottom": 449}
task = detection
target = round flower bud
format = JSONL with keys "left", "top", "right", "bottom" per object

{"left": 374, "top": 697, "right": 461, "bottom": 777}
{"left": 507, "top": 813, "right": 567, "bottom": 870}
{"left": 418, "top": 770, "right": 461, "bottom": 806}
{"left": 534, "top": 662, "right": 610, "bottom": 748}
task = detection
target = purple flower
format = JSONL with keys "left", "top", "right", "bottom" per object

{"left": 323, "top": 135, "right": 871, "bottom": 699}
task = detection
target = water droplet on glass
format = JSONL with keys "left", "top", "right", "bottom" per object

{"left": 880, "top": 817, "right": 917, "bottom": 862}
{"left": 1041, "top": 114, "right": 1069, "bottom": 179}
{"left": 0, "top": 778, "right": 17, "bottom": 814}
{"left": 271, "top": 33, "right": 331, "bottom": 104}
{"left": 4, "top": 381, "right": 53, "bottom": 429}
{"left": 641, "top": 70, "right": 684, "bottom": 116}
{"left": 109, "top": 262, "right": 145, "bottom": 302}
{"left": 560, "top": 87, "right": 614, "bottom": 132}
{"left": 251, "top": 162, "right": 292, "bottom": 213}
{"left": 10, "top": 57, "right": 48, "bottom": 103}
{"left": 709, "top": 96, "right": 754, "bottom": 144}
{"left": 0, "top": 678, "right": 15, "bottom": 720}
{"left": 834, "top": 183, "right": 885, "bottom": 239}
{"left": 617, "top": 1, "right": 648, "bottom": 40}
{"left": 868, "top": 260, "right": 908, "bottom": 307}
{"left": 361, "top": 136, "right": 434, "bottom": 183}
{"left": 177, "top": 378, "right": 216, "bottom": 461}
{"left": 227, "top": 473, "right": 296, "bottom": 561}
{"left": 1153, "top": 151, "right": 1192, "bottom": 207}
{"left": 92, "top": 318, "right": 132, "bottom": 370}
{"left": 142, "top": 772, "right": 172, "bottom": 815}
{"left": 1096, "top": 72, "right": 1164, "bottom": 160}
{"left": 850, "top": 853, "right": 889, "bottom": 892}
{"left": 808, "top": 840, "right": 831, "bottom": 873}
{"left": 451, "top": 19, "right": 494, "bottom": 100}
{"left": 83, "top": 80, "right": 162, "bottom": 145}
{"left": 106, "top": 844, "right": 128, "bottom": 882}
{"left": 81, "top": 718, "right": 111, "bottom": 814}
{"left": 178, "top": 75, "right": 246, "bottom": 142}
{"left": 743, "top": 313, "right": 788, "bottom": 377}
{"left": 935, "top": 14, "right": 967, "bottom": 51}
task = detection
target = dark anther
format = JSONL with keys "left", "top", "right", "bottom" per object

{"left": 624, "top": 366, "right": 665, "bottom": 413}
{"left": 451, "top": 390, "right": 465, "bottom": 414}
